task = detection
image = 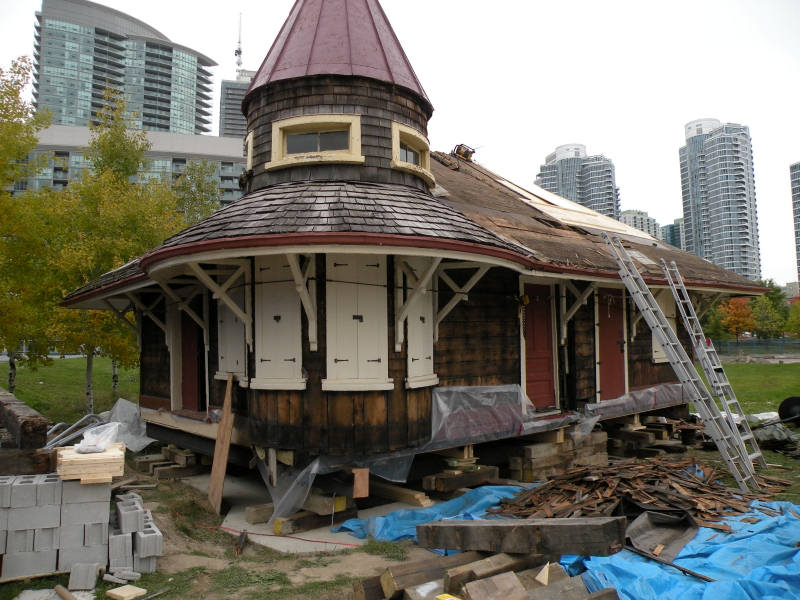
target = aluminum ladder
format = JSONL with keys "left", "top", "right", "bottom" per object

{"left": 661, "top": 258, "right": 767, "bottom": 471}
{"left": 601, "top": 233, "right": 759, "bottom": 492}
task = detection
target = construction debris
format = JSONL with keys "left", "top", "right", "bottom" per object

{"left": 490, "top": 457, "right": 790, "bottom": 523}
{"left": 416, "top": 516, "right": 626, "bottom": 555}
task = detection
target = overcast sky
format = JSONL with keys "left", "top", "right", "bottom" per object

{"left": 2, "top": 0, "right": 799, "bottom": 285}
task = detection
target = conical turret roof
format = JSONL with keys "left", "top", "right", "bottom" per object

{"left": 245, "top": 0, "right": 432, "bottom": 114}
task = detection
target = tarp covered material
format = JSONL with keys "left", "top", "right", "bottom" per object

{"left": 334, "top": 485, "right": 523, "bottom": 541}
{"left": 580, "top": 500, "right": 800, "bottom": 600}
{"left": 583, "top": 383, "right": 685, "bottom": 420}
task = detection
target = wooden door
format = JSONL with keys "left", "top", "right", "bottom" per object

{"left": 524, "top": 284, "right": 556, "bottom": 409}
{"left": 597, "top": 288, "right": 626, "bottom": 401}
{"left": 180, "top": 312, "right": 201, "bottom": 411}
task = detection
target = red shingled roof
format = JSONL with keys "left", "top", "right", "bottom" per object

{"left": 245, "top": 0, "right": 431, "bottom": 113}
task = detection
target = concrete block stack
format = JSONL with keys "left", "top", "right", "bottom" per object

{"left": 110, "top": 493, "right": 162, "bottom": 575}
{"left": 0, "top": 474, "right": 112, "bottom": 581}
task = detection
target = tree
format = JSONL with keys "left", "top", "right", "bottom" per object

{"left": 787, "top": 300, "right": 800, "bottom": 338}
{"left": 750, "top": 295, "right": 786, "bottom": 339}
{"left": 719, "top": 297, "right": 755, "bottom": 343}
{"left": 700, "top": 302, "right": 731, "bottom": 340}
{"left": 0, "top": 57, "right": 52, "bottom": 392}
{"left": 172, "top": 159, "right": 222, "bottom": 225}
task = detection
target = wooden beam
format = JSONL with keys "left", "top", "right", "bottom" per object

{"left": 208, "top": 374, "right": 234, "bottom": 515}
{"left": 435, "top": 265, "right": 490, "bottom": 331}
{"left": 416, "top": 517, "right": 627, "bottom": 556}
{"left": 103, "top": 300, "right": 137, "bottom": 333}
{"left": 126, "top": 292, "right": 165, "bottom": 333}
{"left": 444, "top": 553, "right": 545, "bottom": 595}
{"left": 188, "top": 262, "right": 252, "bottom": 347}
{"left": 272, "top": 506, "right": 358, "bottom": 535}
{"left": 395, "top": 257, "right": 441, "bottom": 351}
{"left": 379, "top": 551, "right": 485, "bottom": 600}
{"left": 422, "top": 465, "right": 499, "bottom": 493}
{"left": 286, "top": 253, "right": 318, "bottom": 351}
{"left": 463, "top": 571, "right": 528, "bottom": 600}
{"left": 368, "top": 480, "right": 434, "bottom": 507}
{"left": 352, "top": 467, "right": 369, "bottom": 499}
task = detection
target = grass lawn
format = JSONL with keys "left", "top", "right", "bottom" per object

{"left": 697, "top": 362, "right": 800, "bottom": 415}
{"left": 0, "top": 356, "right": 139, "bottom": 424}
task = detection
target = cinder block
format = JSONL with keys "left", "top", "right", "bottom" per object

{"left": 0, "top": 549, "right": 58, "bottom": 580}
{"left": 36, "top": 473, "right": 62, "bottom": 506}
{"left": 58, "top": 543, "right": 108, "bottom": 571}
{"left": 104, "top": 573, "right": 127, "bottom": 584}
{"left": 0, "top": 475, "right": 13, "bottom": 507}
{"left": 62, "top": 480, "right": 112, "bottom": 504}
{"left": 134, "top": 523, "right": 162, "bottom": 558}
{"left": 133, "top": 554, "right": 156, "bottom": 574}
{"left": 9, "top": 504, "right": 60, "bottom": 529}
{"left": 0, "top": 507, "right": 8, "bottom": 530}
{"left": 7, "top": 528, "right": 34, "bottom": 553}
{"left": 68, "top": 562, "right": 102, "bottom": 591}
{"left": 10, "top": 475, "right": 37, "bottom": 508}
{"left": 61, "top": 501, "right": 110, "bottom": 525}
{"left": 111, "top": 570, "right": 141, "bottom": 581}
{"left": 115, "top": 492, "right": 142, "bottom": 504}
{"left": 0, "top": 529, "right": 5, "bottom": 554}
{"left": 34, "top": 527, "right": 60, "bottom": 551}
{"left": 59, "top": 523, "right": 85, "bottom": 549}
{"left": 85, "top": 522, "right": 109, "bottom": 546}
{"left": 117, "top": 501, "right": 145, "bottom": 533}
{"left": 109, "top": 530, "right": 133, "bottom": 570}
{"left": 142, "top": 509, "right": 153, "bottom": 524}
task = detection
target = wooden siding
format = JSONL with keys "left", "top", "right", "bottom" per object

{"left": 627, "top": 310, "right": 686, "bottom": 390}
{"left": 564, "top": 299, "right": 596, "bottom": 408}
{"left": 139, "top": 297, "right": 170, "bottom": 407}
{"left": 245, "top": 76, "right": 430, "bottom": 192}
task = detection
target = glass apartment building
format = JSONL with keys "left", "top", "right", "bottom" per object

{"left": 661, "top": 218, "right": 685, "bottom": 250}
{"left": 791, "top": 162, "right": 800, "bottom": 284}
{"left": 535, "top": 144, "right": 621, "bottom": 219}
{"left": 620, "top": 210, "right": 661, "bottom": 239}
{"left": 33, "top": 0, "right": 215, "bottom": 134}
{"left": 680, "top": 119, "right": 761, "bottom": 280}
{"left": 17, "top": 125, "right": 245, "bottom": 204}
{"left": 219, "top": 69, "right": 255, "bottom": 139}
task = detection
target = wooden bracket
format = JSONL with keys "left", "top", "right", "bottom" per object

{"left": 559, "top": 281, "right": 595, "bottom": 345}
{"left": 188, "top": 261, "right": 252, "bottom": 349}
{"left": 125, "top": 292, "right": 166, "bottom": 333}
{"left": 395, "top": 257, "right": 441, "bottom": 351}
{"left": 435, "top": 264, "right": 490, "bottom": 341}
{"left": 103, "top": 300, "right": 137, "bottom": 334}
{"left": 286, "top": 253, "right": 318, "bottom": 351}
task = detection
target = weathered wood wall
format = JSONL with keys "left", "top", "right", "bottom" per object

{"left": 627, "top": 311, "right": 687, "bottom": 390}
{"left": 139, "top": 297, "right": 170, "bottom": 410}
{"left": 563, "top": 299, "right": 596, "bottom": 408}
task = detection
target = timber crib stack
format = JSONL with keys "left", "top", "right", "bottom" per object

{"left": 508, "top": 431, "right": 608, "bottom": 483}
{"left": 57, "top": 442, "right": 125, "bottom": 484}
{"left": 354, "top": 551, "right": 620, "bottom": 600}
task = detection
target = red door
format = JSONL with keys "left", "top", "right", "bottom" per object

{"left": 524, "top": 284, "right": 556, "bottom": 409}
{"left": 597, "top": 288, "right": 626, "bottom": 400}
{"left": 180, "top": 312, "right": 200, "bottom": 411}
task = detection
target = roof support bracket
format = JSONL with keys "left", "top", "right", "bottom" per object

{"left": 154, "top": 280, "right": 209, "bottom": 347}
{"left": 188, "top": 261, "right": 253, "bottom": 349}
{"left": 286, "top": 253, "right": 318, "bottom": 352}
{"left": 559, "top": 281, "right": 595, "bottom": 345}
{"left": 103, "top": 300, "right": 137, "bottom": 334}
{"left": 126, "top": 292, "right": 166, "bottom": 334}
{"left": 395, "top": 257, "right": 442, "bottom": 352}
{"left": 434, "top": 264, "right": 490, "bottom": 341}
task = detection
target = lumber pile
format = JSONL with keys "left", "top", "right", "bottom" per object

{"left": 491, "top": 457, "right": 791, "bottom": 525}
{"left": 56, "top": 442, "right": 125, "bottom": 484}
{"left": 509, "top": 432, "right": 608, "bottom": 482}
{"left": 354, "top": 553, "right": 620, "bottom": 600}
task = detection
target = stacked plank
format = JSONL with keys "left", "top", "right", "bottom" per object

{"left": 508, "top": 432, "right": 608, "bottom": 483}
{"left": 354, "top": 551, "right": 620, "bottom": 600}
{"left": 492, "top": 457, "right": 790, "bottom": 526}
{"left": 56, "top": 442, "right": 125, "bottom": 484}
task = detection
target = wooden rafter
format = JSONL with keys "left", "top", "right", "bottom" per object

{"left": 125, "top": 292, "right": 165, "bottom": 333}
{"left": 286, "top": 253, "right": 318, "bottom": 351}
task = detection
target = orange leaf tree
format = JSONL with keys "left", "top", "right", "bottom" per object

{"left": 719, "top": 297, "right": 755, "bottom": 343}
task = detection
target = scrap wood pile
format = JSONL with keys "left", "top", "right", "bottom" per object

{"left": 490, "top": 456, "right": 791, "bottom": 530}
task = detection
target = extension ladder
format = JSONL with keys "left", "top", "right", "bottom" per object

{"left": 601, "top": 233, "right": 759, "bottom": 492}
{"left": 661, "top": 259, "right": 766, "bottom": 471}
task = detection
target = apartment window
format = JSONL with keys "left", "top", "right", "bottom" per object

{"left": 390, "top": 122, "right": 434, "bottom": 186}
{"left": 265, "top": 114, "right": 364, "bottom": 171}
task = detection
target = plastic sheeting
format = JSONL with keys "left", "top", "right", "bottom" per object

{"left": 334, "top": 485, "right": 523, "bottom": 541}
{"left": 583, "top": 383, "right": 685, "bottom": 420}
{"left": 109, "top": 398, "right": 155, "bottom": 452}
{"left": 580, "top": 500, "right": 800, "bottom": 600}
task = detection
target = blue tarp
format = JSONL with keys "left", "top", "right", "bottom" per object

{"left": 580, "top": 500, "right": 800, "bottom": 600}
{"left": 334, "top": 485, "right": 522, "bottom": 541}
{"left": 335, "top": 486, "right": 800, "bottom": 600}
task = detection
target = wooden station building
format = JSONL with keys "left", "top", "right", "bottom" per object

{"left": 64, "top": 0, "right": 762, "bottom": 470}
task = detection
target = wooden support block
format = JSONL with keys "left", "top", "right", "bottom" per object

{"left": 433, "top": 445, "right": 473, "bottom": 459}
{"left": 0, "top": 448, "right": 55, "bottom": 475}
{"left": 352, "top": 467, "right": 370, "bottom": 499}
{"left": 416, "top": 517, "right": 627, "bottom": 556}
{"left": 422, "top": 465, "right": 499, "bottom": 493}
{"left": 612, "top": 429, "right": 655, "bottom": 446}
{"left": 353, "top": 575, "right": 385, "bottom": 600}
{"left": 245, "top": 503, "right": 275, "bottom": 524}
{"left": 105, "top": 585, "right": 148, "bottom": 600}
{"left": 272, "top": 506, "right": 358, "bottom": 535}
{"left": 463, "top": 571, "right": 528, "bottom": 600}
{"left": 147, "top": 460, "right": 174, "bottom": 475}
{"left": 276, "top": 449, "right": 294, "bottom": 466}
{"left": 527, "top": 576, "right": 589, "bottom": 599}
{"left": 369, "top": 480, "right": 434, "bottom": 507}
{"left": 161, "top": 445, "right": 196, "bottom": 467}
{"left": 535, "top": 428, "right": 566, "bottom": 443}
{"left": 379, "top": 551, "right": 484, "bottom": 599}
{"left": 152, "top": 464, "right": 206, "bottom": 480}
{"left": 444, "top": 552, "right": 544, "bottom": 594}
{"left": 302, "top": 492, "right": 349, "bottom": 516}
{"left": 403, "top": 579, "right": 443, "bottom": 600}
{"left": 524, "top": 439, "right": 574, "bottom": 459}
{"left": 133, "top": 454, "right": 166, "bottom": 473}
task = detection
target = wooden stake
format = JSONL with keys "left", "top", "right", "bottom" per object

{"left": 208, "top": 373, "right": 234, "bottom": 515}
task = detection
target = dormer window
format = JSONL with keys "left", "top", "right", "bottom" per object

{"left": 391, "top": 122, "right": 434, "bottom": 186}
{"left": 265, "top": 114, "right": 365, "bottom": 171}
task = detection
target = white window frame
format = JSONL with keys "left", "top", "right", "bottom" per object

{"left": 390, "top": 122, "right": 435, "bottom": 186}
{"left": 265, "top": 114, "right": 365, "bottom": 171}
{"left": 652, "top": 290, "right": 677, "bottom": 363}
{"left": 251, "top": 255, "right": 306, "bottom": 390}
{"left": 322, "top": 253, "right": 393, "bottom": 391}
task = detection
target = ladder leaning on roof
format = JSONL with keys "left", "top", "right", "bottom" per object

{"left": 601, "top": 232, "right": 759, "bottom": 493}
{"left": 660, "top": 258, "right": 767, "bottom": 471}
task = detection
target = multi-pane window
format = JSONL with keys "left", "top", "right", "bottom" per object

{"left": 287, "top": 130, "right": 348, "bottom": 154}
{"left": 399, "top": 142, "right": 419, "bottom": 166}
